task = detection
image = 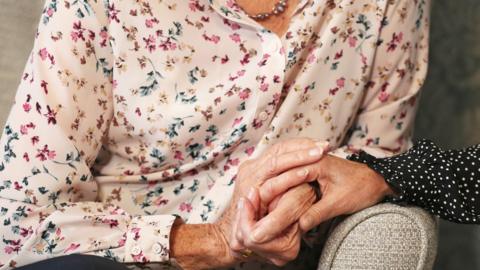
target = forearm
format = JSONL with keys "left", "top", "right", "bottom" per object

{"left": 170, "top": 222, "right": 235, "bottom": 269}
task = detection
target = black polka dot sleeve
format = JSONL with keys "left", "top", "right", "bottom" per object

{"left": 348, "top": 139, "right": 480, "bottom": 224}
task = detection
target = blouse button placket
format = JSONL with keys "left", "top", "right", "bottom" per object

{"left": 209, "top": 1, "right": 287, "bottom": 130}
{"left": 254, "top": 30, "right": 286, "bottom": 126}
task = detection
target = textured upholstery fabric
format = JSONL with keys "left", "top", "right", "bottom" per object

{"left": 318, "top": 204, "right": 438, "bottom": 270}
{"left": 0, "top": 1, "right": 439, "bottom": 269}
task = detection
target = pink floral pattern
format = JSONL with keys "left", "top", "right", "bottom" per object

{"left": 0, "top": 0, "right": 430, "bottom": 269}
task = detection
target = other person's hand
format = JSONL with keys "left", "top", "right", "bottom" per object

{"left": 250, "top": 154, "right": 395, "bottom": 243}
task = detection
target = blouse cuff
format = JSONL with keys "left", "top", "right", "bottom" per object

{"left": 124, "top": 215, "right": 177, "bottom": 263}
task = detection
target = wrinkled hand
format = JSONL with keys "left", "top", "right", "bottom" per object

{"left": 214, "top": 138, "right": 327, "bottom": 265}
{"left": 230, "top": 183, "right": 317, "bottom": 266}
{"left": 251, "top": 154, "right": 395, "bottom": 243}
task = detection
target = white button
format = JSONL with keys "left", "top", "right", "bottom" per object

{"left": 267, "top": 40, "right": 280, "bottom": 53}
{"left": 258, "top": 111, "right": 269, "bottom": 121}
{"left": 131, "top": 245, "right": 141, "bottom": 255}
{"left": 262, "top": 32, "right": 280, "bottom": 52}
{"left": 153, "top": 243, "right": 163, "bottom": 254}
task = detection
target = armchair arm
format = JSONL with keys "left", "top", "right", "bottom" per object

{"left": 318, "top": 203, "right": 438, "bottom": 270}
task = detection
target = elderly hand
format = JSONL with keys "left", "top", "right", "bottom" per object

{"left": 250, "top": 154, "right": 395, "bottom": 243}
{"left": 214, "top": 138, "right": 328, "bottom": 266}
{"left": 230, "top": 183, "right": 317, "bottom": 266}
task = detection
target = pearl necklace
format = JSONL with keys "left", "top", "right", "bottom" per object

{"left": 236, "top": 0, "right": 288, "bottom": 20}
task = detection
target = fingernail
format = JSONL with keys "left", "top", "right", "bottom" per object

{"left": 309, "top": 148, "right": 323, "bottom": 157}
{"left": 237, "top": 198, "right": 244, "bottom": 210}
{"left": 297, "top": 168, "right": 308, "bottom": 176}
{"left": 247, "top": 187, "right": 256, "bottom": 201}
{"left": 315, "top": 141, "right": 329, "bottom": 150}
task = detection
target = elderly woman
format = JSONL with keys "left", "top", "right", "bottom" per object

{"left": 0, "top": 0, "right": 430, "bottom": 269}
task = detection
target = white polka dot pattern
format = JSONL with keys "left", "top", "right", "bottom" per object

{"left": 349, "top": 139, "right": 480, "bottom": 224}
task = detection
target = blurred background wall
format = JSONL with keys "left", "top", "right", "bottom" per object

{"left": 414, "top": 0, "right": 480, "bottom": 269}
{"left": 0, "top": 0, "right": 479, "bottom": 269}
{"left": 0, "top": 0, "right": 43, "bottom": 119}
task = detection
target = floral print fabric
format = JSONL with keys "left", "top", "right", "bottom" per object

{"left": 0, "top": 0, "right": 430, "bottom": 269}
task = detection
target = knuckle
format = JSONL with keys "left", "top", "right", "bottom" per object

{"left": 235, "top": 230, "right": 243, "bottom": 242}
{"left": 230, "top": 240, "right": 244, "bottom": 252}
{"left": 302, "top": 213, "right": 315, "bottom": 227}
{"left": 285, "top": 239, "right": 297, "bottom": 255}
{"left": 281, "top": 241, "right": 300, "bottom": 261}
{"left": 272, "top": 259, "right": 288, "bottom": 267}
{"left": 264, "top": 180, "right": 275, "bottom": 196}
{"left": 275, "top": 239, "right": 289, "bottom": 253}
{"left": 283, "top": 252, "right": 297, "bottom": 262}
{"left": 288, "top": 249, "right": 300, "bottom": 261}
{"left": 291, "top": 240, "right": 301, "bottom": 255}
{"left": 300, "top": 215, "right": 312, "bottom": 230}
{"left": 243, "top": 238, "right": 255, "bottom": 249}
{"left": 267, "top": 215, "right": 278, "bottom": 226}
{"left": 267, "top": 155, "right": 278, "bottom": 175}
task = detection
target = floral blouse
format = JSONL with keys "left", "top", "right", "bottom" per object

{"left": 0, "top": 0, "right": 430, "bottom": 269}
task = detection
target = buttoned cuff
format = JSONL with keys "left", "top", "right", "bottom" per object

{"left": 124, "top": 215, "right": 177, "bottom": 263}
{"left": 330, "top": 145, "right": 399, "bottom": 160}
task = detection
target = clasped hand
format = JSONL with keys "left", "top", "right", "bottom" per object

{"left": 216, "top": 138, "right": 393, "bottom": 266}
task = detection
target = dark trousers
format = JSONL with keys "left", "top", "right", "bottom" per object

{"left": 17, "top": 255, "right": 129, "bottom": 270}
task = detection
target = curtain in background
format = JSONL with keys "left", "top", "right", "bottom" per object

{"left": 0, "top": 0, "right": 479, "bottom": 269}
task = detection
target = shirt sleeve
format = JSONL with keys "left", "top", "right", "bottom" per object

{"left": 331, "top": 0, "right": 431, "bottom": 159}
{"left": 0, "top": 1, "right": 176, "bottom": 268}
{"left": 348, "top": 139, "right": 480, "bottom": 224}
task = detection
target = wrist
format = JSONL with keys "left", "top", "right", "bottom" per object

{"left": 348, "top": 152, "right": 400, "bottom": 200}
{"left": 361, "top": 163, "right": 396, "bottom": 199}
{"left": 374, "top": 170, "right": 397, "bottom": 199}
{"left": 170, "top": 222, "right": 236, "bottom": 269}
{"left": 380, "top": 177, "right": 396, "bottom": 198}
{"left": 211, "top": 223, "right": 238, "bottom": 266}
